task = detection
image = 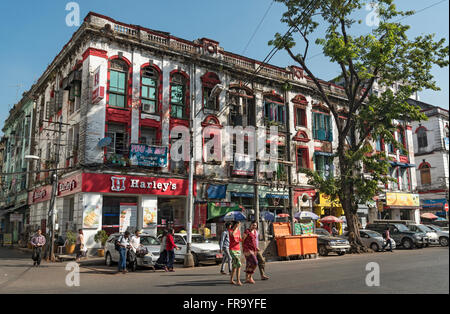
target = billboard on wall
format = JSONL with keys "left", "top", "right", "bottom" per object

{"left": 386, "top": 193, "right": 420, "bottom": 207}
{"left": 82, "top": 195, "right": 101, "bottom": 229}
{"left": 119, "top": 203, "right": 137, "bottom": 233}
{"left": 129, "top": 144, "right": 168, "bottom": 168}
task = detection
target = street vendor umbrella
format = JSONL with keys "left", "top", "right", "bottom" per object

{"left": 421, "top": 213, "right": 438, "bottom": 219}
{"left": 260, "top": 211, "right": 275, "bottom": 222}
{"left": 319, "top": 215, "right": 344, "bottom": 223}
{"left": 223, "top": 211, "right": 247, "bottom": 221}
{"left": 277, "top": 213, "right": 290, "bottom": 218}
{"left": 294, "top": 211, "right": 319, "bottom": 220}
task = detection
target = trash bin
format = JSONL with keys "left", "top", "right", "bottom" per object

{"left": 273, "top": 222, "right": 302, "bottom": 258}
{"left": 299, "top": 234, "right": 318, "bottom": 256}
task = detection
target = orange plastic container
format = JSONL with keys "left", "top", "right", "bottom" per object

{"left": 273, "top": 222, "right": 302, "bottom": 257}
{"left": 299, "top": 235, "right": 318, "bottom": 255}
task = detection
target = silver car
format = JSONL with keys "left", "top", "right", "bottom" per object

{"left": 407, "top": 224, "right": 439, "bottom": 246}
{"left": 426, "top": 225, "right": 449, "bottom": 247}
{"left": 104, "top": 233, "right": 160, "bottom": 270}
{"left": 342, "top": 229, "right": 396, "bottom": 252}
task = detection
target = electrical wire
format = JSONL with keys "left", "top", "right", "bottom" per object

{"left": 242, "top": 0, "right": 275, "bottom": 55}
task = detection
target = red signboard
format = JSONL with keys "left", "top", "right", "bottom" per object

{"left": 28, "top": 185, "right": 52, "bottom": 204}
{"left": 58, "top": 173, "right": 82, "bottom": 197}
{"left": 82, "top": 173, "right": 194, "bottom": 196}
{"left": 445, "top": 203, "right": 449, "bottom": 212}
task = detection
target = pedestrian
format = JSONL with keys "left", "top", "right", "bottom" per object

{"left": 165, "top": 228, "right": 180, "bottom": 272}
{"left": 75, "top": 229, "right": 85, "bottom": 262}
{"left": 219, "top": 222, "right": 232, "bottom": 275}
{"left": 332, "top": 225, "right": 339, "bottom": 237}
{"left": 30, "top": 229, "right": 46, "bottom": 267}
{"left": 155, "top": 229, "right": 168, "bottom": 270}
{"left": 129, "top": 229, "right": 143, "bottom": 263}
{"left": 117, "top": 231, "right": 131, "bottom": 274}
{"left": 242, "top": 221, "right": 259, "bottom": 284}
{"left": 253, "top": 222, "right": 269, "bottom": 280}
{"left": 229, "top": 221, "right": 243, "bottom": 286}
{"left": 382, "top": 227, "right": 393, "bottom": 252}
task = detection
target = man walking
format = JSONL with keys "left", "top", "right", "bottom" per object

{"left": 31, "top": 229, "right": 46, "bottom": 267}
{"left": 219, "top": 222, "right": 232, "bottom": 275}
{"left": 382, "top": 227, "right": 393, "bottom": 252}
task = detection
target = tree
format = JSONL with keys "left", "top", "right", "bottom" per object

{"left": 269, "top": 0, "right": 449, "bottom": 251}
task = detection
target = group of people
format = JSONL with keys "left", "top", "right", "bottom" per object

{"left": 115, "top": 229, "right": 152, "bottom": 274}
{"left": 155, "top": 228, "right": 181, "bottom": 272}
{"left": 219, "top": 221, "right": 269, "bottom": 286}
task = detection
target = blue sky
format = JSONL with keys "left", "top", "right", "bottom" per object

{"left": 0, "top": 0, "right": 448, "bottom": 130}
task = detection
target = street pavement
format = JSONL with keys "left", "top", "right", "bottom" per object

{"left": 0, "top": 245, "right": 448, "bottom": 294}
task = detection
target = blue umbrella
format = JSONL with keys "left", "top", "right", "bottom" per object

{"left": 260, "top": 211, "right": 275, "bottom": 222}
{"left": 224, "top": 211, "right": 247, "bottom": 221}
{"left": 294, "top": 211, "right": 319, "bottom": 220}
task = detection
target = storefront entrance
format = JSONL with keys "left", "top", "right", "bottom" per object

{"left": 102, "top": 196, "right": 138, "bottom": 234}
{"left": 157, "top": 197, "right": 186, "bottom": 232}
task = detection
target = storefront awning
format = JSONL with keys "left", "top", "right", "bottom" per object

{"left": 314, "top": 151, "right": 334, "bottom": 157}
{"left": 231, "top": 192, "right": 254, "bottom": 198}
{"left": 389, "top": 161, "right": 416, "bottom": 168}
{"left": 266, "top": 194, "right": 289, "bottom": 199}
{"left": 207, "top": 184, "right": 227, "bottom": 199}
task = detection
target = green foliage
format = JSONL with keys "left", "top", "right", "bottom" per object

{"left": 65, "top": 231, "right": 77, "bottom": 245}
{"left": 272, "top": 0, "right": 449, "bottom": 217}
{"left": 94, "top": 230, "right": 109, "bottom": 247}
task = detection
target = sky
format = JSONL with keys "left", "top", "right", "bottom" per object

{"left": 0, "top": 0, "right": 448, "bottom": 131}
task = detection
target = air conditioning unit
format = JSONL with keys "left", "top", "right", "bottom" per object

{"left": 142, "top": 103, "right": 152, "bottom": 113}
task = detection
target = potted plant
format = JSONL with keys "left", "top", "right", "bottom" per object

{"left": 65, "top": 231, "right": 76, "bottom": 254}
{"left": 94, "top": 230, "right": 108, "bottom": 257}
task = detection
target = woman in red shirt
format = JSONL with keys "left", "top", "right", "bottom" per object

{"left": 229, "top": 221, "right": 243, "bottom": 286}
{"left": 242, "top": 221, "right": 258, "bottom": 284}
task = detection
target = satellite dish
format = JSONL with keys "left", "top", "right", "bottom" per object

{"left": 98, "top": 137, "right": 112, "bottom": 148}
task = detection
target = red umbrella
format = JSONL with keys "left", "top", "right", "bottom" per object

{"left": 421, "top": 213, "right": 438, "bottom": 219}
{"left": 277, "top": 213, "right": 290, "bottom": 218}
{"left": 319, "top": 216, "right": 344, "bottom": 223}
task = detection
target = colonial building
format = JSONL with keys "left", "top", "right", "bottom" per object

{"left": 409, "top": 98, "right": 449, "bottom": 218}
{"left": 0, "top": 12, "right": 421, "bottom": 251}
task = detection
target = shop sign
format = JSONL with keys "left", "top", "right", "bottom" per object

{"left": 316, "top": 194, "right": 342, "bottom": 208}
{"left": 211, "top": 223, "right": 217, "bottom": 237}
{"left": 129, "top": 144, "right": 168, "bottom": 168}
{"left": 10, "top": 214, "right": 23, "bottom": 222}
{"left": 29, "top": 186, "right": 52, "bottom": 204}
{"left": 3, "top": 233, "right": 12, "bottom": 245}
{"left": 232, "top": 154, "right": 254, "bottom": 176}
{"left": 58, "top": 173, "right": 82, "bottom": 197}
{"left": 120, "top": 203, "right": 137, "bottom": 233}
{"left": 386, "top": 193, "right": 420, "bottom": 207}
{"left": 82, "top": 198, "right": 101, "bottom": 229}
{"left": 82, "top": 173, "right": 192, "bottom": 196}
{"left": 143, "top": 206, "right": 157, "bottom": 227}
{"left": 92, "top": 66, "right": 104, "bottom": 104}
{"left": 421, "top": 199, "right": 447, "bottom": 209}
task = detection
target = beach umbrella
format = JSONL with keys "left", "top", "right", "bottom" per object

{"left": 223, "top": 211, "right": 247, "bottom": 221}
{"left": 319, "top": 216, "right": 344, "bottom": 223}
{"left": 294, "top": 211, "right": 319, "bottom": 220}
{"left": 260, "top": 211, "right": 275, "bottom": 222}
{"left": 420, "top": 213, "right": 438, "bottom": 219}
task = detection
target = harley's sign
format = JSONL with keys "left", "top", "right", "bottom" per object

{"left": 82, "top": 173, "right": 193, "bottom": 196}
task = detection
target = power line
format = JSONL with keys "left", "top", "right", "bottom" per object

{"left": 306, "top": 0, "right": 449, "bottom": 61}
{"left": 242, "top": 0, "right": 275, "bottom": 55}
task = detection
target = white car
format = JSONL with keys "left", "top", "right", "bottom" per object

{"left": 104, "top": 233, "right": 160, "bottom": 270}
{"left": 342, "top": 229, "right": 396, "bottom": 252}
{"left": 407, "top": 224, "right": 439, "bottom": 246}
{"left": 172, "top": 233, "right": 223, "bottom": 267}
{"left": 426, "top": 225, "right": 449, "bottom": 247}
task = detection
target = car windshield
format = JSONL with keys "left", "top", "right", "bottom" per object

{"left": 396, "top": 224, "right": 409, "bottom": 232}
{"left": 428, "top": 225, "right": 441, "bottom": 231}
{"left": 364, "top": 230, "right": 381, "bottom": 237}
{"left": 140, "top": 236, "right": 160, "bottom": 246}
{"left": 316, "top": 229, "right": 331, "bottom": 236}
{"left": 417, "top": 225, "right": 433, "bottom": 233}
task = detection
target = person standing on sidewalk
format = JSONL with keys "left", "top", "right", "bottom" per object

{"left": 219, "top": 222, "right": 232, "bottom": 275}
{"left": 165, "top": 228, "right": 180, "bottom": 272}
{"left": 229, "top": 221, "right": 243, "bottom": 286}
{"left": 75, "top": 229, "right": 85, "bottom": 262}
{"left": 117, "top": 231, "right": 131, "bottom": 274}
{"left": 382, "top": 227, "right": 393, "bottom": 252}
{"left": 254, "top": 222, "right": 269, "bottom": 280}
{"left": 30, "top": 229, "right": 46, "bottom": 267}
{"left": 155, "top": 229, "right": 168, "bottom": 270}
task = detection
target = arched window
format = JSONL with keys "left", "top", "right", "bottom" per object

{"left": 419, "top": 162, "right": 431, "bottom": 185}
{"left": 141, "top": 66, "right": 160, "bottom": 114}
{"left": 417, "top": 127, "right": 428, "bottom": 149}
{"left": 170, "top": 72, "right": 188, "bottom": 119}
{"left": 109, "top": 59, "right": 129, "bottom": 108}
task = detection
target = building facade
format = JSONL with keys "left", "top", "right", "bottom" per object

{"left": 0, "top": 12, "right": 421, "bottom": 251}
{"left": 409, "top": 99, "right": 449, "bottom": 218}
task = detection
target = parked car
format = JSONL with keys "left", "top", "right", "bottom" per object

{"left": 104, "top": 233, "right": 160, "bottom": 270}
{"left": 171, "top": 233, "right": 223, "bottom": 267}
{"left": 425, "top": 225, "right": 449, "bottom": 247}
{"left": 341, "top": 229, "right": 396, "bottom": 252}
{"left": 315, "top": 228, "right": 350, "bottom": 256}
{"left": 407, "top": 224, "right": 439, "bottom": 246}
{"left": 366, "top": 222, "right": 428, "bottom": 249}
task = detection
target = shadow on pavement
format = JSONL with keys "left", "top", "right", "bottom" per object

{"left": 156, "top": 280, "right": 232, "bottom": 288}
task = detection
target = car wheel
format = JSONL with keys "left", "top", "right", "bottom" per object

{"left": 402, "top": 238, "right": 414, "bottom": 250}
{"left": 318, "top": 245, "right": 328, "bottom": 256}
{"left": 105, "top": 252, "right": 113, "bottom": 267}
{"left": 439, "top": 237, "right": 449, "bottom": 247}
{"left": 337, "top": 251, "right": 346, "bottom": 256}
{"left": 192, "top": 252, "right": 199, "bottom": 267}
{"left": 370, "top": 243, "right": 380, "bottom": 252}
